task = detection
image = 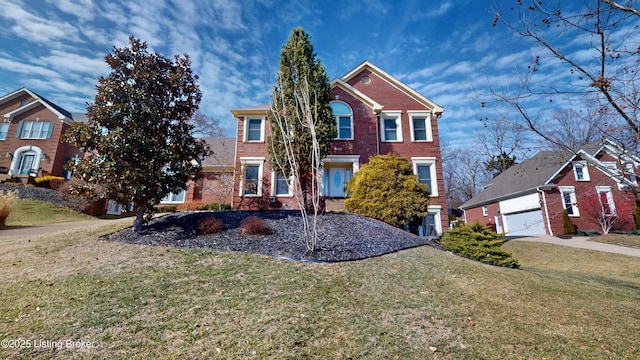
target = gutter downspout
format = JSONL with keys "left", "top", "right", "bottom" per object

{"left": 537, "top": 186, "right": 553, "bottom": 236}
{"left": 375, "top": 110, "right": 381, "bottom": 156}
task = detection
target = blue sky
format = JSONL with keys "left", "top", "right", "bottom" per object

{"left": 0, "top": 0, "right": 606, "bottom": 149}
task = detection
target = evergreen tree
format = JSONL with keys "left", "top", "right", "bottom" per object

{"left": 485, "top": 151, "right": 517, "bottom": 178}
{"left": 268, "top": 27, "right": 336, "bottom": 208}
{"left": 64, "top": 36, "right": 208, "bottom": 231}
{"left": 344, "top": 153, "right": 430, "bottom": 229}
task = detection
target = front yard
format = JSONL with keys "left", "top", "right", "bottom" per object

{"left": 0, "top": 216, "right": 638, "bottom": 358}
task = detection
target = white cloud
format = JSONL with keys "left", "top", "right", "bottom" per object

{"left": 0, "top": 0, "right": 80, "bottom": 44}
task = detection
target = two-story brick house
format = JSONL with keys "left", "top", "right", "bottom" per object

{"left": 0, "top": 88, "right": 84, "bottom": 182}
{"left": 461, "top": 140, "right": 640, "bottom": 235}
{"left": 230, "top": 61, "right": 448, "bottom": 237}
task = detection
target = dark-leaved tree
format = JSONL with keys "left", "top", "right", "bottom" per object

{"left": 64, "top": 36, "right": 209, "bottom": 231}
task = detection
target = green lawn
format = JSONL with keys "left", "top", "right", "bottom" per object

{"left": 0, "top": 219, "right": 638, "bottom": 359}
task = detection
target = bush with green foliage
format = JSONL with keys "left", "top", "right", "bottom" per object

{"left": 344, "top": 153, "right": 429, "bottom": 229}
{"left": 562, "top": 210, "right": 576, "bottom": 235}
{"left": 208, "top": 202, "right": 232, "bottom": 211}
{"left": 439, "top": 224, "right": 520, "bottom": 268}
{"left": 156, "top": 205, "right": 177, "bottom": 213}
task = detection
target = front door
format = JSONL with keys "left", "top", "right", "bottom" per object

{"left": 327, "top": 167, "right": 352, "bottom": 197}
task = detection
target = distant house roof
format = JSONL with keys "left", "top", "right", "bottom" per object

{"left": 0, "top": 87, "right": 80, "bottom": 124}
{"left": 460, "top": 139, "right": 640, "bottom": 209}
{"left": 201, "top": 137, "right": 235, "bottom": 168}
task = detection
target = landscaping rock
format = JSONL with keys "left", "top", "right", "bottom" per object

{"left": 100, "top": 210, "right": 441, "bottom": 262}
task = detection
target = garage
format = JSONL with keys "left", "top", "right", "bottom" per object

{"left": 503, "top": 210, "right": 546, "bottom": 236}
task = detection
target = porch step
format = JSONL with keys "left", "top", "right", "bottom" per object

{"left": 325, "top": 198, "right": 347, "bottom": 212}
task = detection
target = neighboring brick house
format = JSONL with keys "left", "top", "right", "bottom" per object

{"left": 0, "top": 88, "right": 85, "bottom": 182}
{"left": 160, "top": 137, "right": 236, "bottom": 207}
{"left": 460, "top": 140, "right": 640, "bottom": 236}
{"left": 230, "top": 61, "right": 448, "bottom": 237}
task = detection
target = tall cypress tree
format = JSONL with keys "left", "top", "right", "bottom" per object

{"left": 268, "top": 27, "right": 336, "bottom": 207}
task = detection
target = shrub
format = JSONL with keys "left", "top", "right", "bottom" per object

{"left": 635, "top": 207, "right": 640, "bottom": 230}
{"left": 156, "top": 205, "right": 177, "bottom": 213}
{"left": 240, "top": 216, "right": 274, "bottom": 235}
{"left": 344, "top": 153, "right": 429, "bottom": 229}
{"left": 562, "top": 210, "right": 576, "bottom": 235}
{"left": 0, "top": 190, "right": 18, "bottom": 228}
{"left": 439, "top": 224, "right": 520, "bottom": 268}
{"left": 177, "top": 201, "right": 209, "bottom": 211}
{"left": 208, "top": 202, "right": 232, "bottom": 211}
{"left": 57, "top": 178, "right": 102, "bottom": 213}
{"left": 34, "top": 176, "right": 65, "bottom": 189}
{"left": 198, "top": 217, "right": 225, "bottom": 234}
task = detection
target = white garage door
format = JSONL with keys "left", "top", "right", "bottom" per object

{"left": 504, "top": 210, "right": 546, "bottom": 236}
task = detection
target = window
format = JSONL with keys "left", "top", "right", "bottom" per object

{"left": 408, "top": 111, "right": 432, "bottom": 142}
{"left": 16, "top": 121, "right": 53, "bottom": 139}
{"left": 240, "top": 158, "right": 264, "bottom": 196}
{"left": 625, "top": 163, "right": 637, "bottom": 184}
{"left": 596, "top": 186, "right": 616, "bottom": 216}
{"left": 18, "top": 151, "right": 37, "bottom": 175}
{"left": 330, "top": 101, "right": 353, "bottom": 140}
{"left": 416, "top": 165, "right": 432, "bottom": 193}
{"left": 560, "top": 186, "right": 579, "bottom": 216}
{"left": 20, "top": 99, "right": 29, "bottom": 107}
{"left": 380, "top": 111, "right": 402, "bottom": 142}
{"left": 572, "top": 161, "right": 590, "bottom": 181}
{"left": 411, "top": 157, "right": 438, "bottom": 196}
{"left": 245, "top": 118, "right": 264, "bottom": 142}
{"left": 161, "top": 190, "right": 185, "bottom": 203}
{"left": 273, "top": 172, "right": 292, "bottom": 196}
{"left": 0, "top": 123, "right": 8, "bottom": 140}
{"left": 482, "top": 206, "right": 488, "bottom": 216}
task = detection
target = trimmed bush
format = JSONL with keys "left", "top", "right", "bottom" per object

{"left": 0, "top": 190, "right": 18, "bottom": 228}
{"left": 635, "top": 207, "right": 640, "bottom": 230}
{"left": 240, "top": 216, "right": 274, "bottom": 235}
{"left": 439, "top": 224, "right": 520, "bottom": 268}
{"left": 177, "top": 201, "right": 209, "bottom": 211}
{"left": 34, "top": 176, "right": 65, "bottom": 190}
{"left": 562, "top": 210, "right": 576, "bottom": 235}
{"left": 208, "top": 202, "right": 232, "bottom": 211}
{"left": 156, "top": 205, "right": 177, "bottom": 213}
{"left": 198, "top": 217, "right": 225, "bottom": 234}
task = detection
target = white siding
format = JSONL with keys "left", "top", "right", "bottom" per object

{"left": 499, "top": 193, "right": 540, "bottom": 214}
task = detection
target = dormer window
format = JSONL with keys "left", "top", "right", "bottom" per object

{"left": 572, "top": 161, "right": 590, "bottom": 181}
{"left": 625, "top": 163, "right": 637, "bottom": 184}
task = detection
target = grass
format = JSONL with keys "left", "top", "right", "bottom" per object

{"left": 4, "top": 199, "right": 95, "bottom": 226}
{"left": 587, "top": 233, "right": 640, "bottom": 249}
{"left": 0, "top": 217, "right": 638, "bottom": 358}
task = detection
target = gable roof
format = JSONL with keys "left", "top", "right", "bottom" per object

{"left": 460, "top": 151, "right": 570, "bottom": 209}
{"left": 330, "top": 78, "right": 383, "bottom": 113}
{"left": 340, "top": 60, "right": 444, "bottom": 116}
{"left": 460, "top": 140, "right": 640, "bottom": 209}
{"left": 1, "top": 87, "right": 75, "bottom": 124}
{"left": 202, "top": 137, "right": 235, "bottom": 168}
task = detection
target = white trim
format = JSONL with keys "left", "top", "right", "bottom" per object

{"left": 9, "top": 145, "right": 43, "bottom": 176}
{"left": 239, "top": 157, "right": 265, "bottom": 197}
{"left": 243, "top": 116, "right": 265, "bottom": 142}
{"left": 411, "top": 157, "right": 438, "bottom": 196}
{"left": 330, "top": 78, "right": 384, "bottom": 113}
{"left": 559, "top": 186, "right": 580, "bottom": 217}
{"left": 330, "top": 100, "right": 354, "bottom": 140}
{"left": 482, "top": 205, "right": 488, "bottom": 216}
{"left": 380, "top": 111, "right": 402, "bottom": 142}
{"left": 572, "top": 161, "right": 590, "bottom": 181}
{"left": 408, "top": 111, "right": 432, "bottom": 142}
{"left": 271, "top": 171, "right": 293, "bottom": 197}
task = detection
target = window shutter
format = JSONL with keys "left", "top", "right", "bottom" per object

{"left": 15, "top": 121, "right": 24, "bottom": 137}
{"left": 46, "top": 122, "right": 54, "bottom": 138}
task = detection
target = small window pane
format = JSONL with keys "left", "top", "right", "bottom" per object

{"left": 384, "top": 119, "right": 397, "bottom": 141}
{"left": 413, "top": 118, "right": 427, "bottom": 141}
{"left": 247, "top": 119, "right": 262, "bottom": 141}
{"left": 244, "top": 165, "right": 259, "bottom": 195}
{"left": 275, "top": 173, "right": 289, "bottom": 195}
{"left": 0, "top": 123, "right": 8, "bottom": 140}
{"left": 417, "top": 165, "right": 431, "bottom": 192}
{"left": 338, "top": 116, "right": 351, "bottom": 139}
{"left": 330, "top": 102, "right": 351, "bottom": 115}
{"left": 575, "top": 166, "right": 584, "bottom": 180}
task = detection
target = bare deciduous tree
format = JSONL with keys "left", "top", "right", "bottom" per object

{"left": 486, "top": 0, "right": 640, "bottom": 151}
{"left": 190, "top": 110, "right": 226, "bottom": 138}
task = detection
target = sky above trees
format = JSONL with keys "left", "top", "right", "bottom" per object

{"left": 0, "top": 0, "right": 638, "bottom": 150}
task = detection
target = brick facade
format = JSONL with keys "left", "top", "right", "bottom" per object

{"left": 231, "top": 61, "right": 449, "bottom": 237}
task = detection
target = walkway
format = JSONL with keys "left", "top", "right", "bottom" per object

{"left": 510, "top": 235, "right": 640, "bottom": 258}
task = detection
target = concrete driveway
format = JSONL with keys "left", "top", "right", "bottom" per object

{"left": 509, "top": 235, "right": 640, "bottom": 258}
